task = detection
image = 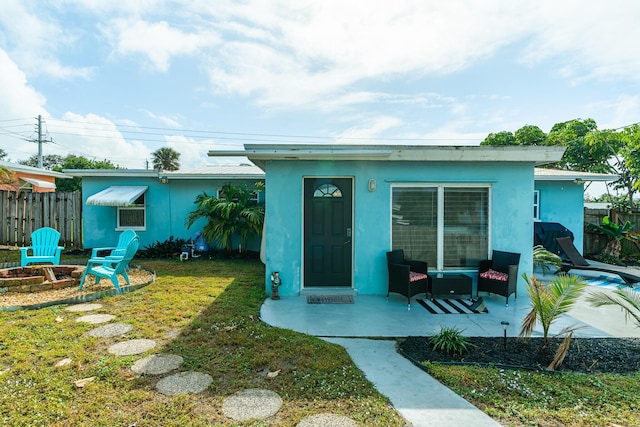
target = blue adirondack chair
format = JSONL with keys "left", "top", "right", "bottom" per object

{"left": 20, "top": 227, "right": 64, "bottom": 267}
{"left": 79, "top": 236, "right": 140, "bottom": 292}
{"left": 89, "top": 229, "right": 137, "bottom": 267}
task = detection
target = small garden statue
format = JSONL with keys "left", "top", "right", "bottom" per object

{"left": 270, "top": 271, "right": 281, "bottom": 300}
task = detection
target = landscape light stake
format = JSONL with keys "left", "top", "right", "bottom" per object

{"left": 501, "top": 321, "right": 510, "bottom": 349}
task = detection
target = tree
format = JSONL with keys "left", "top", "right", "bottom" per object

{"left": 53, "top": 155, "right": 120, "bottom": 192}
{"left": 0, "top": 165, "right": 15, "bottom": 184}
{"left": 186, "top": 183, "right": 264, "bottom": 252}
{"left": 19, "top": 154, "right": 64, "bottom": 170}
{"left": 480, "top": 131, "right": 515, "bottom": 146}
{"left": 151, "top": 147, "right": 180, "bottom": 171}
{"left": 0, "top": 148, "right": 8, "bottom": 161}
{"left": 514, "top": 125, "right": 547, "bottom": 146}
{"left": 545, "top": 118, "right": 605, "bottom": 172}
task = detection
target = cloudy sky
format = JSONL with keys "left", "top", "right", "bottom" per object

{"left": 1, "top": 1, "right": 639, "bottom": 181}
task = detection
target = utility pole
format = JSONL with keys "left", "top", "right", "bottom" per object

{"left": 33, "top": 115, "right": 52, "bottom": 169}
{"left": 37, "top": 115, "right": 43, "bottom": 168}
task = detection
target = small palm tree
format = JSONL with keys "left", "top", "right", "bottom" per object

{"left": 533, "top": 245, "right": 562, "bottom": 273}
{"left": 519, "top": 274, "right": 586, "bottom": 369}
{"left": 587, "top": 288, "right": 640, "bottom": 329}
{"left": 186, "top": 183, "right": 264, "bottom": 252}
{"left": 151, "top": 147, "right": 180, "bottom": 171}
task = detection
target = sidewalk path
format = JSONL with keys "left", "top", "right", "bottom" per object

{"left": 325, "top": 338, "right": 502, "bottom": 427}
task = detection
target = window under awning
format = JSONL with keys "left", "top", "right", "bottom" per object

{"left": 21, "top": 177, "right": 57, "bottom": 189}
{"left": 86, "top": 186, "right": 148, "bottom": 206}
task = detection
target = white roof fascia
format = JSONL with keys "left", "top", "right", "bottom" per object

{"left": 86, "top": 186, "right": 148, "bottom": 206}
{"left": 62, "top": 169, "right": 159, "bottom": 178}
{"left": 1, "top": 160, "right": 70, "bottom": 179}
{"left": 208, "top": 144, "right": 566, "bottom": 166}
{"left": 534, "top": 168, "right": 618, "bottom": 182}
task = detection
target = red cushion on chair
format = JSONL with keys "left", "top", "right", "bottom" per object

{"left": 480, "top": 268, "right": 509, "bottom": 282}
{"left": 409, "top": 271, "right": 428, "bottom": 282}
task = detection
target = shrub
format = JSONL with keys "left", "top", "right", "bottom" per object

{"left": 137, "top": 236, "right": 189, "bottom": 259}
{"left": 429, "top": 326, "right": 474, "bottom": 356}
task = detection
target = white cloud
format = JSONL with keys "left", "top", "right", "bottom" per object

{"left": 0, "top": 0, "right": 94, "bottom": 79}
{"left": 103, "top": 19, "right": 219, "bottom": 72}
{"left": 145, "top": 111, "right": 182, "bottom": 128}
{"left": 49, "top": 113, "right": 151, "bottom": 169}
{"left": 519, "top": 1, "right": 640, "bottom": 84}
{"left": 0, "top": 49, "right": 47, "bottom": 118}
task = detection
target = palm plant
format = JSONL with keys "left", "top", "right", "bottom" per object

{"left": 586, "top": 215, "right": 635, "bottom": 258}
{"left": 0, "top": 165, "right": 15, "bottom": 184}
{"left": 186, "top": 183, "right": 264, "bottom": 252}
{"left": 519, "top": 274, "right": 586, "bottom": 370}
{"left": 532, "top": 245, "right": 562, "bottom": 273}
{"left": 151, "top": 147, "right": 180, "bottom": 171}
{"left": 587, "top": 288, "right": 640, "bottom": 329}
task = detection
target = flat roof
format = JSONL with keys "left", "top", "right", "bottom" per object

{"left": 534, "top": 168, "right": 618, "bottom": 182}
{"left": 1, "top": 160, "right": 70, "bottom": 179}
{"left": 208, "top": 144, "right": 567, "bottom": 169}
{"left": 63, "top": 164, "right": 264, "bottom": 180}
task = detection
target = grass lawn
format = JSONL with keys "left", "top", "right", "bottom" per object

{"left": 3, "top": 250, "right": 640, "bottom": 426}
{"left": 0, "top": 255, "right": 405, "bottom": 426}
{"left": 426, "top": 364, "right": 640, "bottom": 426}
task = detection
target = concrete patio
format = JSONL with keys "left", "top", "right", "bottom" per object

{"left": 260, "top": 270, "right": 640, "bottom": 427}
{"left": 261, "top": 271, "right": 640, "bottom": 340}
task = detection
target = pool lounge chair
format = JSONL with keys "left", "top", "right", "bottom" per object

{"left": 556, "top": 236, "right": 640, "bottom": 285}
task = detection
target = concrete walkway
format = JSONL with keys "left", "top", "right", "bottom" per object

{"left": 325, "top": 338, "right": 501, "bottom": 427}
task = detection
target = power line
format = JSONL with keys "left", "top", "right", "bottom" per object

{"left": 46, "top": 117, "right": 480, "bottom": 142}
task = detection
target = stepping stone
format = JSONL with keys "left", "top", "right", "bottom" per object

{"left": 222, "top": 388, "right": 282, "bottom": 421}
{"left": 66, "top": 303, "right": 103, "bottom": 312}
{"left": 75, "top": 314, "right": 116, "bottom": 324}
{"left": 297, "top": 413, "right": 358, "bottom": 427}
{"left": 108, "top": 339, "right": 156, "bottom": 356}
{"left": 85, "top": 323, "right": 133, "bottom": 338}
{"left": 131, "top": 354, "right": 183, "bottom": 375}
{"left": 155, "top": 371, "right": 213, "bottom": 395}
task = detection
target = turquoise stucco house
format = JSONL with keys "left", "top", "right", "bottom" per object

{"left": 208, "top": 144, "right": 594, "bottom": 299}
{"left": 64, "top": 165, "right": 264, "bottom": 250}
{"left": 66, "top": 145, "right": 615, "bottom": 302}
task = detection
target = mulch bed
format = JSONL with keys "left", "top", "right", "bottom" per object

{"left": 398, "top": 336, "right": 640, "bottom": 374}
{"left": 0, "top": 267, "right": 154, "bottom": 308}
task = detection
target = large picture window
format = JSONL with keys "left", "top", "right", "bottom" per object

{"left": 117, "top": 193, "right": 146, "bottom": 230}
{"left": 391, "top": 185, "right": 489, "bottom": 270}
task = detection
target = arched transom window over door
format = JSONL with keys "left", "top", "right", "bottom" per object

{"left": 313, "top": 183, "right": 343, "bottom": 198}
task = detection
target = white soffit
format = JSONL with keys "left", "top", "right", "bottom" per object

{"left": 86, "top": 186, "right": 148, "bottom": 206}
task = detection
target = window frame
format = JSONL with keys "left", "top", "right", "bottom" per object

{"left": 533, "top": 190, "right": 540, "bottom": 222}
{"left": 116, "top": 193, "right": 146, "bottom": 231}
{"left": 390, "top": 183, "right": 491, "bottom": 271}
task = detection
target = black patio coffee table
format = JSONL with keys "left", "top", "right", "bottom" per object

{"left": 429, "top": 273, "right": 473, "bottom": 299}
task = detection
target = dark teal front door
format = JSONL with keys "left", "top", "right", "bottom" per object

{"left": 303, "top": 178, "right": 353, "bottom": 287}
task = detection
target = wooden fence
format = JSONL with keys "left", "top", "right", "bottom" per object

{"left": 0, "top": 191, "right": 82, "bottom": 248}
{"left": 584, "top": 208, "right": 640, "bottom": 256}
